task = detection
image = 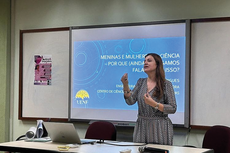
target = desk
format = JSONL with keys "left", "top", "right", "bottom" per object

{"left": 0, "top": 141, "right": 214, "bottom": 153}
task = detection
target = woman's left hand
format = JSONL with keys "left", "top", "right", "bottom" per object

{"left": 143, "top": 93, "right": 153, "bottom": 105}
{"left": 144, "top": 93, "right": 163, "bottom": 111}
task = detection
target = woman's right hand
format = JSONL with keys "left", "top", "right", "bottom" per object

{"left": 121, "top": 73, "right": 128, "bottom": 85}
{"left": 121, "top": 73, "right": 131, "bottom": 97}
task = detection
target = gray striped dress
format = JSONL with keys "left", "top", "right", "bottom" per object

{"left": 125, "top": 78, "right": 177, "bottom": 145}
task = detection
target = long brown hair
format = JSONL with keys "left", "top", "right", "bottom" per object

{"left": 145, "top": 53, "right": 165, "bottom": 99}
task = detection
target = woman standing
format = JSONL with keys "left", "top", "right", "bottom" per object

{"left": 121, "top": 53, "right": 177, "bottom": 145}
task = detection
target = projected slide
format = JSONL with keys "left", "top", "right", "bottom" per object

{"left": 70, "top": 22, "right": 188, "bottom": 126}
{"left": 72, "top": 38, "right": 185, "bottom": 111}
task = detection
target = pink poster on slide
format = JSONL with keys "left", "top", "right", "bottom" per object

{"left": 34, "top": 55, "right": 52, "bottom": 85}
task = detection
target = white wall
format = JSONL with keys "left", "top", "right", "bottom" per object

{"left": 11, "top": 0, "right": 230, "bottom": 147}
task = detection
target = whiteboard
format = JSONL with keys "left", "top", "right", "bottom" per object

{"left": 19, "top": 19, "right": 230, "bottom": 125}
{"left": 20, "top": 28, "right": 69, "bottom": 119}
{"left": 191, "top": 19, "right": 230, "bottom": 127}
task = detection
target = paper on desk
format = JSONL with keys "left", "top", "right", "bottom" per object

{"left": 25, "top": 137, "right": 51, "bottom": 142}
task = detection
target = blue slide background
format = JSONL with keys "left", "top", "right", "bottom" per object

{"left": 72, "top": 37, "right": 185, "bottom": 112}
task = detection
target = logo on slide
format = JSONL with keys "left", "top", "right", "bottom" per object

{"left": 75, "top": 90, "right": 89, "bottom": 104}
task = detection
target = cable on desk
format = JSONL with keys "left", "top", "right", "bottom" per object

{"left": 16, "top": 135, "right": 26, "bottom": 141}
{"left": 97, "top": 141, "right": 147, "bottom": 147}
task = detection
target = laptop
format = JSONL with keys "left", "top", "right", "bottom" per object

{"left": 43, "top": 122, "right": 96, "bottom": 144}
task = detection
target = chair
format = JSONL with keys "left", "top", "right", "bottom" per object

{"left": 85, "top": 121, "right": 117, "bottom": 141}
{"left": 202, "top": 125, "right": 230, "bottom": 153}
